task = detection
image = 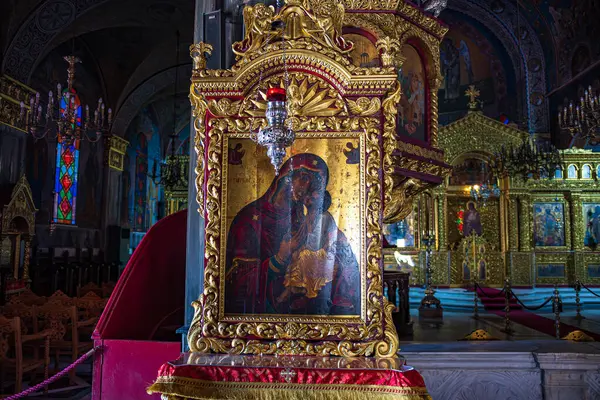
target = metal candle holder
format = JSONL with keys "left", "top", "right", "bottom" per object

{"left": 419, "top": 232, "right": 443, "bottom": 319}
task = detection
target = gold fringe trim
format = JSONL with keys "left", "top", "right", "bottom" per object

{"left": 147, "top": 376, "right": 432, "bottom": 400}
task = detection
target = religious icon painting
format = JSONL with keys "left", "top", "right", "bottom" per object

{"left": 222, "top": 133, "right": 364, "bottom": 319}
{"left": 533, "top": 202, "right": 565, "bottom": 247}
{"left": 397, "top": 45, "right": 426, "bottom": 142}
{"left": 344, "top": 33, "right": 381, "bottom": 68}
{"left": 537, "top": 264, "right": 566, "bottom": 279}
{"left": 588, "top": 264, "right": 600, "bottom": 279}
{"left": 583, "top": 203, "right": 600, "bottom": 248}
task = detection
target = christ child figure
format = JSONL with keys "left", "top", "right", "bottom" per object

{"left": 277, "top": 190, "right": 338, "bottom": 303}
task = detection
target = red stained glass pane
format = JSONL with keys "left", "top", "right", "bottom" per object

{"left": 61, "top": 174, "right": 72, "bottom": 192}
{"left": 60, "top": 197, "right": 72, "bottom": 216}
{"left": 62, "top": 149, "right": 74, "bottom": 167}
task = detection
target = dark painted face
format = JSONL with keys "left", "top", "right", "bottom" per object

{"left": 291, "top": 169, "right": 313, "bottom": 202}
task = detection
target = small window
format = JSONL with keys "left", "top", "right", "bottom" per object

{"left": 582, "top": 164, "right": 592, "bottom": 179}
{"left": 554, "top": 168, "right": 563, "bottom": 179}
{"left": 567, "top": 164, "right": 578, "bottom": 179}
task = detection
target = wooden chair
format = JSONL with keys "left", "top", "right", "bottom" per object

{"left": 0, "top": 316, "right": 51, "bottom": 395}
{"left": 75, "top": 292, "right": 106, "bottom": 320}
{"left": 1, "top": 303, "right": 38, "bottom": 335}
{"left": 35, "top": 305, "right": 94, "bottom": 381}
{"left": 45, "top": 290, "right": 75, "bottom": 307}
{"left": 101, "top": 282, "right": 115, "bottom": 298}
{"left": 8, "top": 289, "right": 46, "bottom": 307}
{"left": 76, "top": 282, "right": 102, "bottom": 298}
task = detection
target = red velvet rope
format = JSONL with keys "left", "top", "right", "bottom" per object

{"left": 4, "top": 346, "right": 100, "bottom": 399}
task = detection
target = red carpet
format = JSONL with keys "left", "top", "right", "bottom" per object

{"left": 476, "top": 286, "right": 600, "bottom": 341}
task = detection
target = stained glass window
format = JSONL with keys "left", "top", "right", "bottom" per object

{"left": 53, "top": 90, "right": 82, "bottom": 225}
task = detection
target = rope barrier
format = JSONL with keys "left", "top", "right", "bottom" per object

{"left": 508, "top": 291, "right": 554, "bottom": 311}
{"left": 474, "top": 282, "right": 506, "bottom": 298}
{"left": 580, "top": 282, "right": 600, "bottom": 298}
{"left": 4, "top": 346, "right": 100, "bottom": 399}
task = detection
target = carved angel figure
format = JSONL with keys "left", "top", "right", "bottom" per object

{"left": 306, "top": 0, "right": 352, "bottom": 53}
{"left": 233, "top": 3, "right": 275, "bottom": 56}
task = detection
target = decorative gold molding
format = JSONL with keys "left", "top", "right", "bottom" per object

{"left": 347, "top": 97, "right": 381, "bottom": 116}
{"left": 190, "top": 85, "right": 208, "bottom": 217}
{"left": 396, "top": 142, "right": 445, "bottom": 163}
{"left": 562, "top": 330, "right": 595, "bottom": 342}
{"left": 0, "top": 75, "right": 36, "bottom": 133}
{"left": 241, "top": 74, "right": 346, "bottom": 118}
{"left": 207, "top": 98, "right": 242, "bottom": 117}
{"left": 462, "top": 329, "right": 498, "bottom": 341}
{"left": 382, "top": 81, "right": 402, "bottom": 206}
{"left": 106, "top": 135, "right": 129, "bottom": 172}
{"left": 438, "top": 111, "right": 528, "bottom": 166}
{"left": 190, "top": 42, "right": 213, "bottom": 72}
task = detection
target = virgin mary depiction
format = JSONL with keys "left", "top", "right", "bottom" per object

{"left": 224, "top": 153, "right": 360, "bottom": 316}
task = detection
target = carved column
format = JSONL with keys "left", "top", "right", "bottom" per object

{"left": 570, "top": 192, "right": 584, "bottom": 251}
{"left": 101, "top": 135, "right": 129, "bottom": 259}
{"left": 508, "top": 194, "right": 519, "bottom": 252}
{"left": 428, "top": 74, "right": 443, "bottom": 147}
{"left": 22, "top": 238, "right": 31, "bottom": 281}
{"left": 435, "top": 192, "right": 447, "bottom": 251}
{"left": 518, "top": 194, "right": 532, "bottom": 252}
{"left": 570, "top": 192, "right": 584, "bottom": 282}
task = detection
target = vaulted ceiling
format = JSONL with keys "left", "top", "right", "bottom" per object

{"left": 1, "top": 0, "right": 597, "bottom": 141}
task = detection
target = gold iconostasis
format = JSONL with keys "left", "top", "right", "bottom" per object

{"left": 385, "top": 111, "right": 600, "bottom": 287}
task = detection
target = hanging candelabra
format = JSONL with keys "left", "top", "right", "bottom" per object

{"left": 19, "top": 56, "right": 111, "bottom": 145}
{"left": 148, "top": 31, "right": 188, "bottom": 192}
{"left": 256, "top": 87, "right": 295, "bottom": 174}
{"left": 558, "top": 85, "right": 600, "bottom": 142}
{"left": 250, "top": 4, "right": 296, "bottom": 175}
{"left": 491, "top": 138, "right": 563, "bottom": 181}
{"left": 470, "top": 183, "right": 500, "bottom": 206}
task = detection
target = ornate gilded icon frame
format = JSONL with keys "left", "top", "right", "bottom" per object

{"left": 186, "top": 1, "right": 407, "bottom": 358}
{"left": 186, "top": 0, "right": 447, "bottom": 358}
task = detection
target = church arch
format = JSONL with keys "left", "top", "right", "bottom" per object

{"left": 2, "top": 0, "right": 111, "bottom": 83}
{"left": 111, "top": 64, "right": 191, "bottom": 137}
{"left": 445, "top": 0, "right": 549, "bottom": 134}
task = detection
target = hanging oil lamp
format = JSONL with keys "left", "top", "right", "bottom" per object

{"left": 257, "top": 87, "right": 295, "bottom": 174}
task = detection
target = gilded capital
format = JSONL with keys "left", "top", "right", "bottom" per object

{"left": 376, "top": 37, "right": 403, "bottom": 68}
{"left": 190, "top": 42, "right": 213, "bottom": 71}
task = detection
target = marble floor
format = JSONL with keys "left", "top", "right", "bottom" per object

{"left": 16, "top": 307, "right": 600, "bottom": 399}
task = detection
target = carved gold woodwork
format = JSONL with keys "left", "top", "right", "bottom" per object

{"left": 105, "top": 135, "right": 129, "bottom": 172}
{"left": 186, "top": 0, "right": 449, "bottom": 358}
{"left": 0, "top": 176, "right": 37, "bottom": 282}
{"left": 0, "top": 75, "right": 36, "bottom": 133}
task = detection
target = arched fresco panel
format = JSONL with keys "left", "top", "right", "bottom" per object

{"left": 397, "top": 44, "right": 427, "bottom": 142}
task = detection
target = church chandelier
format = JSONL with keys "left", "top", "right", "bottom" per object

{"left": 250, "top": 4, "right": 295, "bottom": 175}
{"left": 558, "top": 85, "right": 600, "bottom": 143}
{"left": 469, "top": 182, "right": 500, "bottom": 206}
{"left": 148, "top": 31, "right": 188, "bottom": 193}
{"left": 490, "top": 139, "right": 563, "bottom": 181}
{"left": 19, "top": 55, "right": 111, "bottom": 145}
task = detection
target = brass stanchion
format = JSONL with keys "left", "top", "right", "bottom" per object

{"left": 575, "top": 280, "right": 584, "bottom": 321}
{"left": 419, "top": 233, "right": 443, "bottom": 319}
{"left": 553, "top": 284, "right": 562, "bottom": 340}
{"left": 503, "top": 278, "right": 513, "bottom": 334}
